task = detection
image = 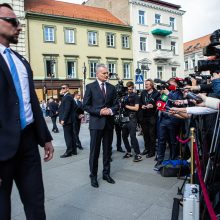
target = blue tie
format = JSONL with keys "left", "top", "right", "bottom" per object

{"left": 4, "top": 48, "right": 27, "bottom": 129}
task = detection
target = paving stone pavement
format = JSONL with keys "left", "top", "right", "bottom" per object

{"left": 11, "top": 118, "right": 183, "bottom": 220}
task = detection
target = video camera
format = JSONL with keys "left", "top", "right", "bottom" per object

{"left": 154, "top": 78, "right": 185, "bottom": 91}
{"left": 197, "top": 29, "right": 220, "bottom": 73}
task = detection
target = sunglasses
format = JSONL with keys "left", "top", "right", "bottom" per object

{"left": 61, "top": 87, "right": 67, "bottom": 90}
{"left": 0, "top": 17, "right": 20, "bottom": 27}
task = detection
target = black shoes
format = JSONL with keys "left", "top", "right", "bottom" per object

{"left": 123, "top": 152, "right": 133, "bottom": 159}
{"left": 60, "top": 152, "right": 72, "bottom": 158}
{"left": 141, "top": 149, "right": 149, "bottom": 155}
{"left": 90, "top": 176, "right": 99, "bottom": 188}
{"left": 154, "top": 161, "right": 163, "bottom": 171}
{"left": 117, "top": 148, "right": 125, "bottom": 153}
{"left": 146, "top": 153, "right": 155, "bottom": 158}
{"left": 78, "top": 146, "right": 83, "bottom": 150}
{"left": 133, "top": 154, "right": 143, "bottom": 162}
{"left": 103, "top": 175, "right": 115, "bottom": 184}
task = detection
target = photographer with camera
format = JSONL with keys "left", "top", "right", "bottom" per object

{"left": 154, "top": 78, "right": 184, "bottom": 171}
{"left": 122, "top": 81, "right": 142, "bottom": 162}
{"left": 139, "top": 79, "right": 160, "bottom": 158}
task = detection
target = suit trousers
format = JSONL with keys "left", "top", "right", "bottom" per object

{"left": 89, "top": 128, "right": 113, "bottom": 177}
{"left": 0, "top": 124, "right": 45, "bottom": 220}
{"left": 140, "top": 116, "right": 157, "bottom": 154}
{"left": 73, "top": 120, "right": 82, "bottom": 148}
{"left": 63, "top": 123, "right": 77, "bottom": 154}
{"left": 51, "top": 116, "right": 58, "bottom": 131}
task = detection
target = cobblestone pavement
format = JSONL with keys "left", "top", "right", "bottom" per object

{"left": 11, "top": 118, "right": 183, "bottom": 220}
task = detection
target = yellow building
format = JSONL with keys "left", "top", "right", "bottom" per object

{"left": 25, "top": 0, "right": 133, "bottom": 100}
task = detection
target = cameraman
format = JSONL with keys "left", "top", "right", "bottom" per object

{"left": 154, "top": 78, "right": 184, "bottom": 171}
{"left": 139, "top": 79, "right": 160, "bottom": 158}
{"left": 122, "top": 81, "right": 142, "bottom": 162}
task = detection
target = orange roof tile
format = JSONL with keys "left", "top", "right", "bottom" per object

{"left": 184, "top": 34, "right": 211, "bottom": 54}
{"left": 25, "top": 0, "right": 127, "bottom": 26}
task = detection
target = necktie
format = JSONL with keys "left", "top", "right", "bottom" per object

{"left": 101, "top": 82, "right": 106, "bottom": 97}
{"left": 4, "top": 48, "right": 27, "bottom": 129}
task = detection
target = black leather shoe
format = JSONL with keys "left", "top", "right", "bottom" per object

{"left": 117, "top": 148, "right": 125, "bottom": 153}
{"left": 60, "top": 152, "right": 72, "bottom": 158}
{"left": 72, "top": 151, "right": 77, "bottom": 155}
{"left": 146, "top": 153, "right": 155, "bottom": 158}
{"left": 103, "top": 175, "right": 115, "bottom": 184}
{"left": 141, "top": 149, "right": 149, "bottom": 155}
{"left": 78, "top": 146, "right": 83, "bottom": 150}
{"left": 90, "top": 176, "right": 99, "bottom": 188}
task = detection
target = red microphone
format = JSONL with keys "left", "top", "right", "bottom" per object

{"left": 156, "top": 100, "right": 166, "bottom": 111}
{"left": 168, "top": 85, "right": 177, "bottom": 91}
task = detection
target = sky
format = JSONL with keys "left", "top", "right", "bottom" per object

{"left": 57, "top": 0, "right": 219, "bottom": 42}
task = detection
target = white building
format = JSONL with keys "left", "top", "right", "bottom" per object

{"left": 85, "top": 0, "right": 185, "bottom": 83}
{"left": 4, "top": 0, "right": 26, "bottom": 56}
{"left": 184, "top": 34, "right": 210, "bottom": 76}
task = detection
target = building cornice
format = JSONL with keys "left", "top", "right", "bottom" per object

{"left": 26, "top": 12, "right": 132, "bottom": 31}
{"left": 129, "top": 0, "right": 185, "bottom": 16}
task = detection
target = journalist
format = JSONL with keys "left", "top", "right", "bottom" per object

{"left": 154, "top": 78, "right": 184, "bottom": 171}
{"left": 139, "top": 79, "right": 160, "bottom": 158}
{"left": 122, "top": 81, "right": 142, "bottom": 162}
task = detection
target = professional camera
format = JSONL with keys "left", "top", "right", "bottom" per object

{"left": 197, "top": 29, "right": 220, "bottom": 73}
{"left": 154, "top": 78, "right": 185, "bottom": 91}
{"left": 188, "top": 73, "right": 211, "bottom": 85}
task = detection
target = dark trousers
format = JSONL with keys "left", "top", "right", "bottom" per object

{"left": 122, "top": 118, "right": 140, "bottom": 155}
{"left": 0, "top": 124, "right": 45, "bottom": 220}
{"left": 89, "top": 128, "right": 113, "bottom": 177}
{"left": 63, "top": 123, "right": 77, "bottom": 154}
{"left": 157, "top": 118, "right": 180, "bottom": 162}
{"left": 51, "top": 116, "right": 58, "bottom": 131}
{"left": 141, "top": 116, "right": 157, "bottom": 154}
{"left": 73, "top": 120, "right": 82, "bottom": 148}
{"left": 115, "top": 124, "right": 122, "bottom": 149}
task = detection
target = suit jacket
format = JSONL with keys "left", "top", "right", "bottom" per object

{"left": 48, "top": 101, "right": 59, "bottom": 117}
{"left": 0, "top": 51, "right": 52, "bottom": 161}
{"left": 74, "top": 99, "right": 84, "bottom": 121}
{"left": 59, "top": 93, "right": 77, "bottom": 125}
{"left": 83, "top": 80, "right": 118, "bottom": 130}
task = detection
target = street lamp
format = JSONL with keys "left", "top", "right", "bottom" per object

{"left": 82, "top": 62, "right": 86, "bottom": 95}
{"left": 50, "top": 56, "right": 56, "bottom": 98}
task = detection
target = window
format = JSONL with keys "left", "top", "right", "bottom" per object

{"left": 155, "top": 14, "right": 161, "bottom": 24}
{"left": 172, "top": 67, "right": 177, "bottom": 77}
{"left": 88, "top": 31, "right": 98, "bottom": 45}
{"left": 139, "top": 10, "right": 145, "bottom": 25}
{"left": 157, "top": 66, "right": 163, "bottom": 79}
{"left": 185, "top": 61, "right": 188, "bottom": 70}
{"left": 89, "top": 61, "right": 98, "bottom": 78}
{"left": 66, "top": 61, "right": 76, "bottom": 78}
{"left": 107, "top": 33, "right": 115, "bottom": 47}
{"left": 122, "top": 35, "right": 130, "bottom": 49}
{"left": 192, "top": 59, "right": 195, "bottom": 69}
{"left": 45, "top": 59, "right": 56, "bottom": 78}
{"left": 170, "top": 17, "right": 176, "bottom": 30}
{"left": 171, "top": 41, "right": 176, "bottom": 54}
{"left": 108, "top": 63, "right": 116, "bottom": 75}
{"left": 156, "top": 39, "right": 162, "bottom": 50}
{"left": 140, "top": 37, "right": 147, "bottom": 51}
{"left": 65, "top": 29, "right": 75, "bottom": 44}
{"left": 123, "top": 63, "right": 131, "bottom": 79}
{"left": 44, "top": 26, "right": 55, "bottom": 42}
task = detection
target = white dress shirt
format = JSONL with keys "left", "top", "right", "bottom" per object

{"left": 97, "top": 79, "right": 106, "bottom": 93}
{"left": 0, "top": 44, "right": 34, "bottom": 125}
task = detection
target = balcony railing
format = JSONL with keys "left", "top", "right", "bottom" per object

{"left": 151, "top": 23, "right": 172, "bottom": 36}
{"left": 153, "top": 49, "right": 173, "bottom": 60}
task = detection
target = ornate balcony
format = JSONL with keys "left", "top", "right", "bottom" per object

{"left": 151, "top": 23, "right": 172, "bottom": 36}
{"left": 153, "top": 49, "right": 173, "bottom": 60}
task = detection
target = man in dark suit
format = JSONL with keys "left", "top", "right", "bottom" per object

{"left": 0, "top": 3, "right": 54, "bottom": 220}
{"left": 48, "top": 97, "right": 59, "bottom": 133}
{"left": 83, "top": 64, "right": 118, "bottom": 188}
{"left": 73, "top": 92, "right": 84, "bottom": 150}
{"left": 59, "top": 84, "right": 78, "bottom": 158}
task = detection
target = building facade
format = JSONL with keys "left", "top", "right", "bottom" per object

{"left": 25, "top": 0, "right": 133, "bottom": 100}
{"left": 4, "top": 0, "right": 26, "bottom": 56}
{"left": 86, "top": 0, "right": 185, "bottom": 84}
{"left": 184, "top": 34, "right": 210, "bottom": 76}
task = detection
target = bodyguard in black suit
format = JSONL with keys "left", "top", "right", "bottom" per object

{"left": 73, "top": 92, "right": 84, "bottom": 150}
{"left": 83, "top": 64, "right": 118, "bottom": 188}
{"left": 0, "top": 4, "right": 54, "bottom": 220}
{"left": 48, "top": 97, "right": 59, "bottom": 133}
{"left": 59, "top": 84, "right": 78, "bottom": 158}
